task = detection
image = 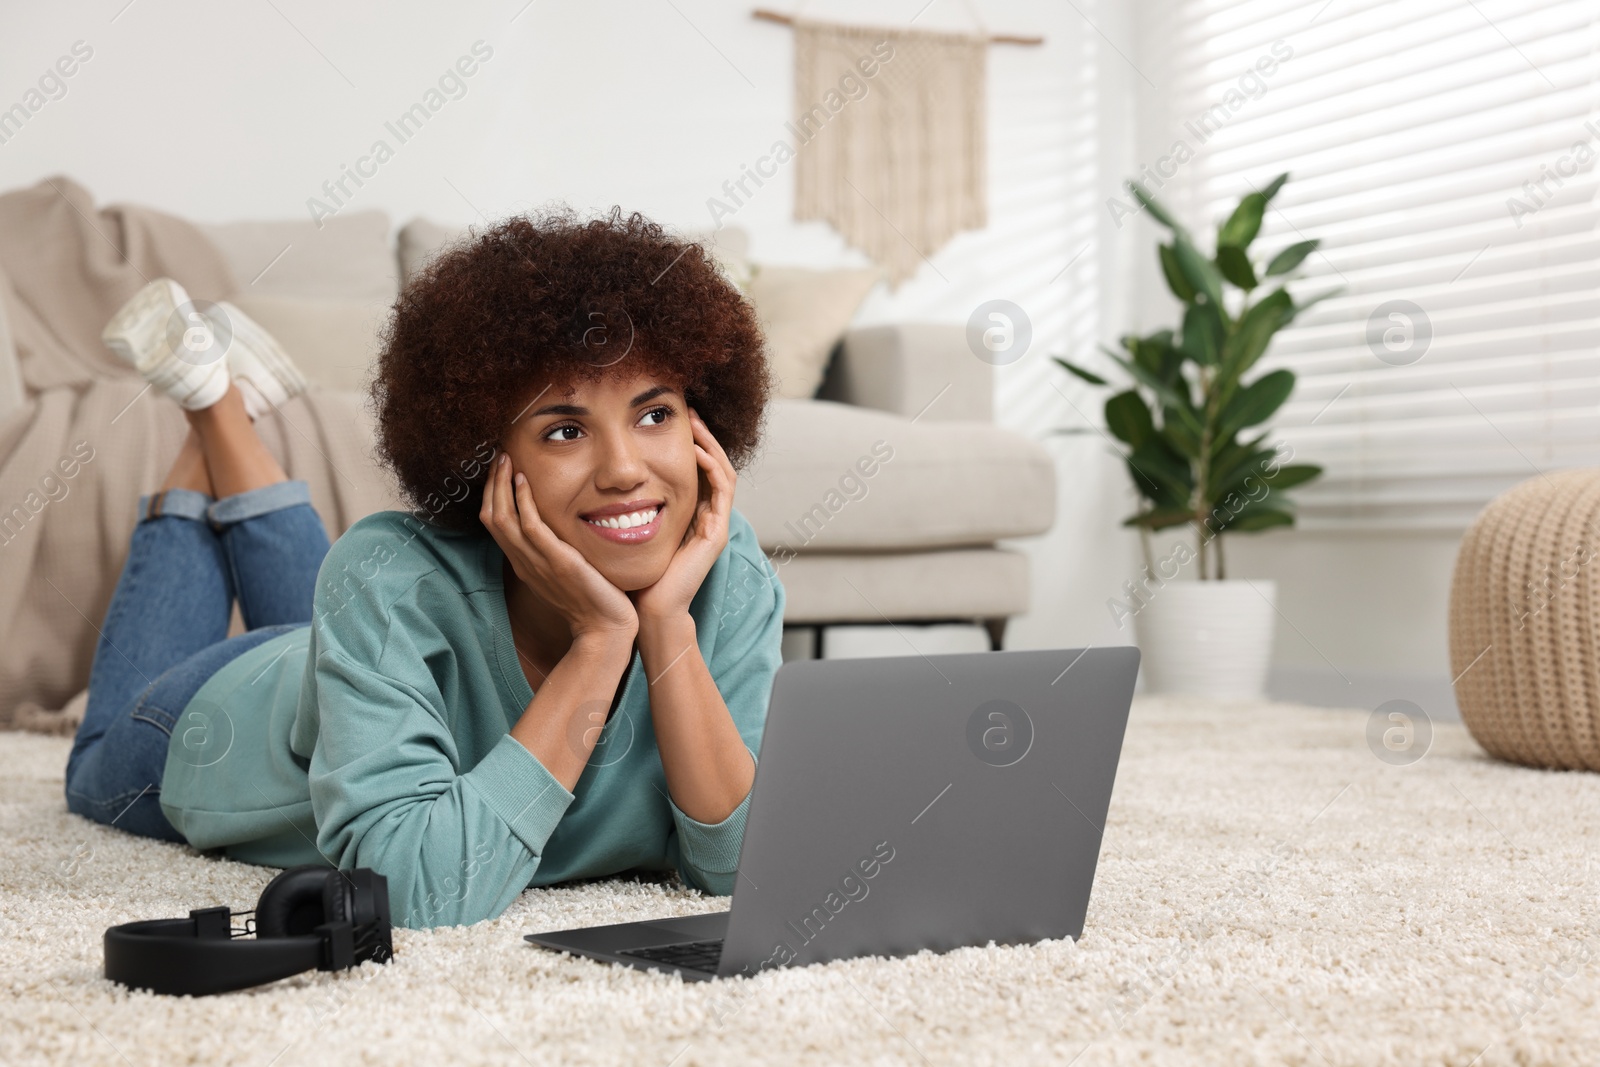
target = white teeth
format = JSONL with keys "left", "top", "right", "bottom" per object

{"left": 586, "top": 506, "right": 660, "bottom": 530}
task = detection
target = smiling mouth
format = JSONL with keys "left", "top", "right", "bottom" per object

{"left": 581, "top": 504, "right": 663, "bottom": 530}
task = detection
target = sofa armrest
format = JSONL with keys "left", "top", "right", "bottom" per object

{"left": 815, "top": 323, "right": 993, "bottom": 423}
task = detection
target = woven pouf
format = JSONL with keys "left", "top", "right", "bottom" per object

{"left": 1449, "top": 469, "right": 1600, "bottom": 771}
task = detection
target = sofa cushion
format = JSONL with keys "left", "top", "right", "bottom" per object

{"left": 820, "top": 323, "right": 992, "bottom": 422}
{"left": 227, "top": 293, "right": 391, "bottom": 394}
{"left": 747, "top": 264, "right": 881, "bottom": 401}
{"left": 397, "top": 217, "right": 464, "bottom": 285}
{"left": 733, "top": 398, "right": 1055, "bottom": 551}
{"left": 200, "top": 211, "right": 398, "bottom": 303}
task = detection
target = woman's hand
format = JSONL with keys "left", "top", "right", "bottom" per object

{"left": 480, "top": 451, "right": 638, "bottom": 640}
{"left": 630, "top": 406, "right": 734, "bottom": 624}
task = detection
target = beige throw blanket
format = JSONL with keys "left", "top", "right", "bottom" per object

{"left": 0, "top": 176, "right": 404, "bottom": 735}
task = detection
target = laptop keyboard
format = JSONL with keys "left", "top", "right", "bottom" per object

{"left": 622, "top": 938, "right": 724, "bottom": 973}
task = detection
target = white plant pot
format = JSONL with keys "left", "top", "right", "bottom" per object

{"left": 1133, "top": 579, "right": 1277, "bottom": 700}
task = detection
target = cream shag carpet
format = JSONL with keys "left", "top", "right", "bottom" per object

{"left": 3, "top": 696, "right": 1597, "bottom": 1067}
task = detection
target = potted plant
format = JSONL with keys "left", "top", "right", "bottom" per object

{"left": 1053, "top": 173, "right": 1332, "bottom": 699}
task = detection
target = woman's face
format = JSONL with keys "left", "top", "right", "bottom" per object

{"left": 499, "top": 369, "right": 700, "bottom": 592}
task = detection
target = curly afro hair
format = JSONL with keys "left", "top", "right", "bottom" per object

{"left": 370, "top": 205, "right": 774, "bottom": 532}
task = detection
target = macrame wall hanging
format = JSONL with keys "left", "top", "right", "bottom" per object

{"left": 754, "top": 6, "right": 1043, "bottom": 290}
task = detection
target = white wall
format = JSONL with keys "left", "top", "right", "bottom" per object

{"left": 1230, "top": 531, "right": 1464, "bottom": 718}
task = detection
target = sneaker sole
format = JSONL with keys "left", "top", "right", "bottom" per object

{"left": 101, "top": 279, "right": 191, "bottom": 372}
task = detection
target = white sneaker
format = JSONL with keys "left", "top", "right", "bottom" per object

{"left": 101, "top": 279, "right": 232, "bottom": 411}
{"left": 216, "top": 300, "right": 309, "bottom": 420}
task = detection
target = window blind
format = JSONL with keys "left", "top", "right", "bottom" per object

{"left": 1143, "top": 0, "right": 1600, "bottom": 529}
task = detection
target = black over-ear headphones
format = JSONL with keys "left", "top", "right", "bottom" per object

{"left": 104, "top": 865, "right": 393, "bottom": 995}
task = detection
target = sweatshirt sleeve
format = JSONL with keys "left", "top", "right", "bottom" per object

{"left": 303, "top": 583, "right": 576, "bottom": 929}
{"left": 670, "top": 542, "right": 786, "bottom": 895}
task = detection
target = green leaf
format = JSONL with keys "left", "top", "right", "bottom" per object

{"left": 1124, "top": 455, "right": 1162, "bottom": 502}
{"left": 1260, "top": 173, "right": 1289, "bottom": 203}
{"left": 1052, "top": 356, "right": 1108, "bottom": 387}
{"left": 1218, "top": 193, "right": 1266, "bottom": 249}
{"left": 1172, "top": 235, "right": 1225, "bottom": 308}
{"left": 1211, "top": 455, "right": 1321, "bottom": 507}
{"left": 1211, "top": 446, "right": 1277, "bottom": 500}
{"left": 1124, "top": 508, "right": 1195, "bottom": 531}
{"left": 1158, "top": 243, "right": 1196, "bottom": 303}
{"left": 1105, "top": 390, "right": 1155, "bottom": 449}
{"left": 1202, "top": 493, "right": 1295, "bottom": 535}
{"left": 1133, "top": 329, "right": 1185, "bottom": 386}
{"left": 1265, "top": 239, "right": 1318, "bottom": 276}
{"left": 1162, "top": 415, "right": 1202, "bottom": 459}
{"left": 1142, "top": 484, "right": 1192, "bottom": 514}
{"left": 1102, "top": 350, "right": 1204, "bottom": 436}
{"left": 1160, "top": 349, "right": 1186, "bottom": 387}
{"left": 1227, "top": 506, "right": 1295, "bottom": 532}
{"left": 1209, "top": 435, "right": 1260, "bottom": 476}
{"left": 1218, "top": 288, "right": 1293, "bottom": 400}
{"left": 1215, "top": 244, "right": 1258, "bottom": 290}
{"left": 1127, "top": 333, "right": 1164, "bottom": 379}
{"left": 1103, "top": 342, "right": 1160, "bottom": 386}
{"left": 1181, "top": 302, "right": 1225, "bottom": 366}
{"left": 1209, "top": 429, "right": 1268, "bottom": 468}
{"left": 1218, "top": 369, "right": 1296, "bottom": 441}
{"left": 1127, "top": 438, "right": 1193, "bottom": 500}
{"left": 1128, "top": 181, "right": 1183, "bottom": 232}
{"left": 1260, "top": 463, "right": 1322, "bottom": 491}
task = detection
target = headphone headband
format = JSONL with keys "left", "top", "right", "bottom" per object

{"left": 104, "top": 867, "right": 392, "bottom": 996}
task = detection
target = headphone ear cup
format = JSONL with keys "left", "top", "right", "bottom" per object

{"left": 256, "top": 866, "right": 339, "bottom": 939}
{"left": 344, "top": 869, "right": 394, "bottom": 964}
{"left": 321, "top": 870, "right": 352, "bottom": 928}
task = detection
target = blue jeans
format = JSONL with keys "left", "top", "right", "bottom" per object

{"left": 64, "top": 480, "right": 329, "bottom": 843}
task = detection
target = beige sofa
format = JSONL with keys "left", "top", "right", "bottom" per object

{"left": 30, "top": 210, "right": 1056, "bottom": 654}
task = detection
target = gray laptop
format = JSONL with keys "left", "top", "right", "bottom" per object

{"left": 524, "top": 645, "right": 1140, "bottom": 981}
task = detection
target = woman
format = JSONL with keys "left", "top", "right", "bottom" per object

{"left": 64, "top": 206, "right": 786, "bottom": 929}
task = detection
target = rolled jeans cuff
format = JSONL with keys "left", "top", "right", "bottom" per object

{"left": 207, "top": 480, "right": 312, "bottom": 526}
{"left": 137, "top": 487, "right": 213, "bottom": 523}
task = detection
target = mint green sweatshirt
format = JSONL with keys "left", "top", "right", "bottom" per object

{"left": 159, "top": 506, "right": 786, "bottom": 929}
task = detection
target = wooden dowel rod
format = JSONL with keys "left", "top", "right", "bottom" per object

{"left": 752, "top": 7, "right": 1043, "bottom": 45}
